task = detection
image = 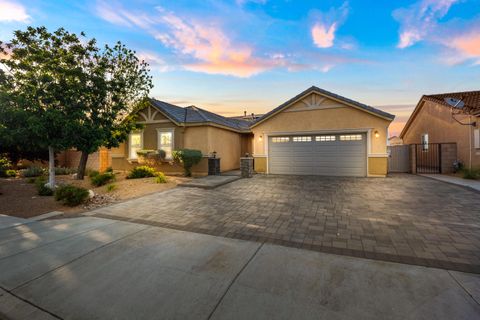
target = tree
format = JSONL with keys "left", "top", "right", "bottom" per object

{"left": 57, "top": 38, "right": 152, "bottom": 180}
{"left": 0, "top": 27, "right": 92, "bottom": 188}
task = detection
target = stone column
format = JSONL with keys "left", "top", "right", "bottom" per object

{"left": 240, "top": 157, "right": 254, "bottom": 178}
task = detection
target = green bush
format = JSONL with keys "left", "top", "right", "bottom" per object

{"left": 91, "top": 171, "right": 115, "bottom": 187}
{"left": 155, "top": 172, "right": 167, "bottom": 183}
{"left": 172, "top": 149, "right": 203, "bottom": 177}
{"left": 55, "top": 185, "right": 89, "bottom": 206}
{"left": 5, "top": 169, "right": 17, "bottom": 177}
{"left": 22, "top": 166, "right": 44, "bottom": 177}
{"left": 35, "top": 177, "right": 54, "bottom": 196}
{"left": 54, "top": 167, "right": 76, "bottom": 175}
{"left": 127, "top": 166, "right": 157, "bottom": 179}
{"left": 106, "top": 184, "right": 117, "bottom": 192}
{"left": 0, "top": 157, "right": 13, "bottom": 177}
{"left": 105, "top": 166, "right": 113, "bottom": 173}
{"left": 462, "top": 168, "right": 480, "bottom": 180}
{"left": 87, "top": 169, "right": 100, "bottom": 178}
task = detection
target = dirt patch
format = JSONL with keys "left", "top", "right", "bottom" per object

{"left": 0, "top": 172, "right": 189, "bottom": 218}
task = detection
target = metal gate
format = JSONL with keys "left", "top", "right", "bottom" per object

{"left": 388, "top": 145, "right": 410, "bottom": 173}
{"left": 415, "top": 143, "right": 441, "bottom": 173}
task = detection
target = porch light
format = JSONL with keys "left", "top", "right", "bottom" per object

{"left": 259, "top": 135, "right": 263, "bottom": 141}
{"left": 374, "top": 131, "right": 380, "bottom": 138}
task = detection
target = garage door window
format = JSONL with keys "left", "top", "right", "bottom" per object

{"left": 272, "top": 137, "right": 290, "bottom": 143}
{"left": 340, "top": 134, "right": 362, "bottom": 141}
{"left": 316, "top": 135, "right": 336, "bottom": 142}
{"left": 293, "top": 136, "right": 312, "bottom": 142}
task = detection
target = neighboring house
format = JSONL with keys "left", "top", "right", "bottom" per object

{"left": 400, "top": 91, "right": 480, "bottom": 168}
{"left": 388, "top": 136, "right": 403, "bottom": 146}
{"left": 61, "top": 86, "right": 395, "bottom": 177}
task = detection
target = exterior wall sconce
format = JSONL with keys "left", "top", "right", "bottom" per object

{"left": 259, "top": 135, "right": 263, "bottom": 141}
{"left": 374, "top": 131, "right": 380, "bottom": 138}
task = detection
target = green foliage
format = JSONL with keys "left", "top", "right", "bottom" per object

{"left": 54, "top": 167, "right": 76, "bottom": 175}
{"left": 87, "top": 169, "right": 100, "bottom": 178}
{"left": 127, "top": 166, "right": 156, "bottom": 179}
{"left": 22, "top": 166, "right": 45, "bottom": 177}
{"left": 136, "top": 149, "right": 156, "bottom": 157}
{"left": 0, "top": 156, "right": 12, "bottom": 177}
{"left": 34, "top": 177, "right": 54, "bottom": 196}
{"left": 27, "top": 177, "right": 36, "bottom": 184}
{"left": 172, "top": 149, "right": 203, "bottom": 177}
{"left": 90, "top": 171, "right": 115, "bottom": 187}
{"left": 462, "top": 168, "right": 480, "bottom": 180}
{"left": 55, "top": 185, "right": 89, "bottom": 206}
{"left": 5, "top": 169, "right": 17, "bottom": 177}
{"left": 155, "top": 172, "right": 167, "bottom": 183}
{"left": 105, "top": 167, "right": 113, "bottom": 173}
{"left": 106, "top": 184, "right": 117, "bottom": 192}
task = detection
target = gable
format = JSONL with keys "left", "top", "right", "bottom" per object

{"left": 136, "top": 105, "right": 173, "bottom": 124}
{"left": 283, "top": 93, "right": 348, "bottom": 113}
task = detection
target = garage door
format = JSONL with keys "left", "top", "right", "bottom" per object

{"left": 268, "top": 133, "right": 367, "bottom": 176}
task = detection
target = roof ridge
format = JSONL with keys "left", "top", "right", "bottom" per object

{"left": 425, "top": 90, "right": 480, "bottom": 97}
{"left": 187, "top": 105, "right": 209, "bottom": 122}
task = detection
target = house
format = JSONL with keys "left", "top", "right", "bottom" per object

{"left": 62, "top": 86, "right": 395, "bottom": 177}
{"left": 400, "top": 91, "right": 480, "bottom": 168}
{"left": 388, "top": 136, "right": 403, "bottom": 146}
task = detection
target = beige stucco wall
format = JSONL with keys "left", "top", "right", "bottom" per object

{"left": 402, "top": 100, "right": 480, "bottom": 168}
{"left": 251, "top": 93, "right": 392, "bottom": 175}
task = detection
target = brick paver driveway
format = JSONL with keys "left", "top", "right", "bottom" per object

{"left": 89, "top": 174, "right": 480, "bottom": 273}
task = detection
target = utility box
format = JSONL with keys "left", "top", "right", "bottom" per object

{"left": 208, "top": 157, "right": 221, "bottom": 175}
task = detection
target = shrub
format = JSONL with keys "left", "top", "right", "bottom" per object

{"left": 91, "top": 171, "right": 115, "bottom": 187}
{"left": 27, "top": 177, "right": 36, "bottom": 184}
{"left": 22, "top": 166, "right": 44, "bottom": 177}
{"left": 87, "top": 169, "right": 100, "bottom": 178}
{"left": 106, "top": 184, "right": 117, "bottom": 192}
{"left": 35, "top": 177, "right": 54, "bottom": 196}
{"left": 55, "top": 167, "right": 76, "bottom": 175}
{"left": 172, "top": 149, "right": 203, "bottom": 177}
{"left": 0, "top": 156, "right": 13, "bottom": 177}
{"left": 155, "top": 172, "right": 167, "bottom": 183}
{"left": 55, "top": 184, "right": 89, "bottom": 206}
{"left": 462, "top": 168, "right": 480, "bottom": 180}
{"left": 157, "top": 149, "right": 167, "bottom": 160}
{"left": 127, "top": 166, "right": 157, "bottom": 179}
{"left": 5, "top": 169, "right": 17, "bottom": 177}
{"left": 105, "top": 166, "right": 113, "bottom": 173}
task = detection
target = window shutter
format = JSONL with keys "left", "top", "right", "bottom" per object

{"left": 474, "top": 129, "right": 480, "bottom": 149}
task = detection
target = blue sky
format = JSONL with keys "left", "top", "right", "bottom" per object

{"left": 1, "top": 0, "right": 479, "bottom": 135}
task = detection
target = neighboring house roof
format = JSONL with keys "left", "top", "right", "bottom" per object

{"left": 149, "top": 98, "right": 251, "bottom": 132}
{"left": 251, "top": 86, "right": 395, "bottom": 127}
{"left": 400, "top": 90, "right": 480, "bottom": 138}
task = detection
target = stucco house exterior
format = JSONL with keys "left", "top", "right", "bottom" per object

{"left": 400, "top": 91, "right": 480, "bottom": 169}
{"left": 62, "top": 86, "right": 395, "bottom": 177}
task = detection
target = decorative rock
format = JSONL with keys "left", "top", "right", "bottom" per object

{"left": 88, "top": 190, "right": 95, "bottom": 199}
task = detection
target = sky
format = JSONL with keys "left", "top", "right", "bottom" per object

{"left": 1, "top": 0, "right": 479, "bottom": 136}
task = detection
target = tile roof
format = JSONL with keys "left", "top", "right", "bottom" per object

{"left": 423, "top": 90, "right": 480, "bottom": 116}
{"left": 251, "top": 86, "right": 395, "bottom": 126}
{"left": 150, "top": 98, "right": 251, "bottom": 132}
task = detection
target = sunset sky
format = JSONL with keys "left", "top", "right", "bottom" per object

{"left": 1, "top": 0, "right": 479, "bottom": 136}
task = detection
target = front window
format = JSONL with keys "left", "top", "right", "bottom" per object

{"left": 158, "top": 129, "right": 174, "bottom": 159}
{"left": 129, "top": 132, "right": 143, "bottom": 159}
{"left": 421, "top": 133, "right": 429, "bottom": 151}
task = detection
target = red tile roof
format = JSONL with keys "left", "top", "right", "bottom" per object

{"left": 423, "top": 90, "right": 480, "bottom": 116}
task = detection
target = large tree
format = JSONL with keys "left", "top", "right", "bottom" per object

{"left": 69, "top": 42, "right": 152, "bottom": 179}
{"left": 0, "top": 27, "right": 152, "bottom": 185}
{"left": 0, "top": 27, "right": 90, "bottom": 187}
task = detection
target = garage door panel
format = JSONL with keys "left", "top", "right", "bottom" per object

{"left": 268, "top": 133, "right": 366, "bottom": 177}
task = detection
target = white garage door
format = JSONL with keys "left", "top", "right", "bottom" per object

{"left": 268, "top": 133, "right": 367, "bottom": 176}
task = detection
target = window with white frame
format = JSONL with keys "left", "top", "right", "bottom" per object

{"left": 340, "top": 134, "right": 362, "bottom": 141}
{"left": 293, "top": 136, "right": 312, "bottom": 142}
{"left": 272, "top": 137, "right": 290, "bottom": 143}
{"left": 421, "top": 133, "right": 429, "bottom": 151}
{"left": 316, "top": 135, "right": 336, "bottom": 142}
{"left": 129, "top": 132, "right": 143, "bottom": 159}
{"left": 157, "top": 129, "right": 174, "bottom": 159}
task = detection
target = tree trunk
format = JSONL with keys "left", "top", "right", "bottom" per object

{"left": 48, "top": 146, "right": 56, "bottom": 189}
{"left": 76, "top": 151, "right": 89, "bottom": 180}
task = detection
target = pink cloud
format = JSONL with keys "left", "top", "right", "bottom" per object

{"left": 311, "top": 23, "right": 336, "bottom": 48}
{"left": 136, "top": 51, "right": 173, "bottom": 72}
{"left": 440, "top": 29, "right": 480, "bottom": 65}
{"left": 394, "top": 0, "right": 459, "bottom": 48}
{"left": 0, "top": 0, "right": 30, "bottom": 23}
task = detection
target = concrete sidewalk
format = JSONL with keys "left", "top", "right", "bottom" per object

{"left": 421, "top": 174, "right": 480, "bottom": 192}
{"left": 0, "top": 215, "right": 479, "bottom": 319}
